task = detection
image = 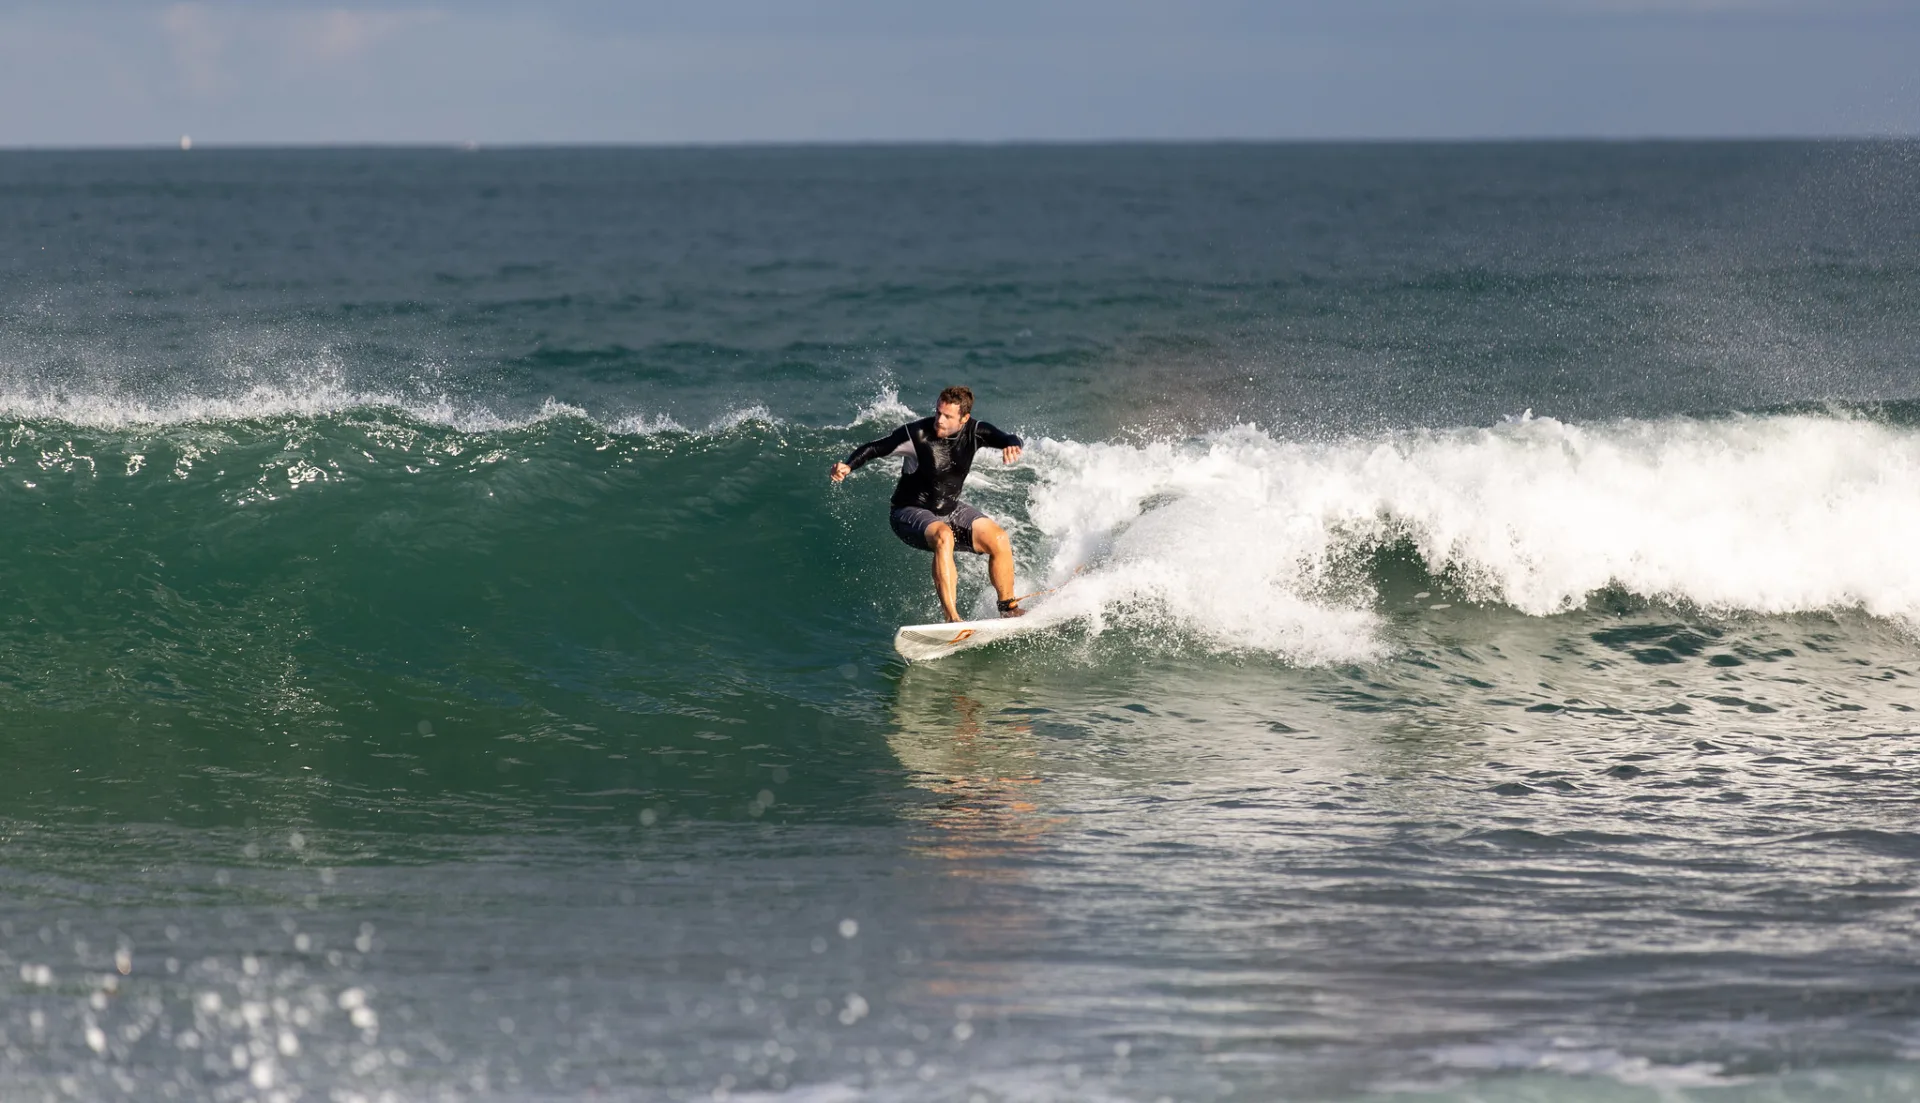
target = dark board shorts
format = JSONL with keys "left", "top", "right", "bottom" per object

{"left": 890, "top": 501, "right": 990, "bottom": 553}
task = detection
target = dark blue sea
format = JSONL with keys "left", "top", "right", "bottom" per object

{"left": 2, "top": 142, "right": 1920, "bottom": 1101}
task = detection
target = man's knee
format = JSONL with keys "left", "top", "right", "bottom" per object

{"left": 971, "top": 520, "right": 1007, "bottom": 553}
{"left": 926, "top": 522, "right": 955, "bottom": 550}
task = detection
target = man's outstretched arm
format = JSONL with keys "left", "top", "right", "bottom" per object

{"left": 830, "top": 425, "right": 911, "bottom": 482}
{"left": 974, "top": 420, "right": 1024, "bottom": 465}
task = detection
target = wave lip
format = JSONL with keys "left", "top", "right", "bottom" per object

{"left": 0, "top": 369, "right": 560, "bottom": 434}
{"left": 0, "top": 376, "right": 800, "bottom": 440}
{"left": 1024, "top": 411, "right": 1920, "bottom": 661}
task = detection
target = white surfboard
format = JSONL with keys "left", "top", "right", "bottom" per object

{"left": 893, "top": 613, "right": 1047, "bottom": 662}
{"left": 892, "top": 574, "right": 1087, "bottom": 662}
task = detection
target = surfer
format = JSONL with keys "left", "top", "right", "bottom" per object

{"left": 830, "top": 386, "right": 1025, "bottom": 623}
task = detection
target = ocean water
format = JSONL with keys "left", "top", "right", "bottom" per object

{"left": 2, "top": 142, "right": 1919, "bottom": 1102}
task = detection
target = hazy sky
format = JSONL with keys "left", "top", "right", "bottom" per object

{"left": 2, "top": 1, "right": 1916, "bottom": 146}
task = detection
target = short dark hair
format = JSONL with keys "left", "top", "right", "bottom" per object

{"left": 937, "top": 385, "right": 973, "bottom": 416}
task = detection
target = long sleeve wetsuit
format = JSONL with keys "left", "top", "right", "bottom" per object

{"left": 843, "top": 416, "right": 1024, "bottom": 515}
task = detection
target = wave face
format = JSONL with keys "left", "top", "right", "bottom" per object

{"left": 0, "top": 402, "right": 919, "bottom": 829}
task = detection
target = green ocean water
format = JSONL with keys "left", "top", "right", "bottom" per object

{"left": 2, "top": 144, "right": 1920, "bottom": 1101}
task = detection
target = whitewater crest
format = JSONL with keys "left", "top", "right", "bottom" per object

{"left": 842, "top": 384, "right": 918, "bottom": 429}
{"left": 1022, "top": 413, "right": 1920, "bottom": 662}
{"left": 0, "top": 373, "right": 781, "bottom": 438}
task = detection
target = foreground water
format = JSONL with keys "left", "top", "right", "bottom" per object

{"left": 1, "top": 143, "right": 1918, "bottom": 1101}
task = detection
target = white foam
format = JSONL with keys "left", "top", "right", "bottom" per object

{"left": 845, "top": 384, "right": 918, "bottom": 428}
{"left": 605, "top": 409, "right": 690, "bottom": 435}
{"left": 1430, "top": 1041, "right": 1737, "bottom": 1088}
{"left": 0, "top": 376, "right": 792, "bottom": 439}
{"left": 1025, "top": 429, "right": 1387, "bottom": 665}
{"left": 0, "top": 381, "right": 391, "bottom": 430}
{"left": 1023, "top": 412, "right": 1920, "bottom": 662}
{"left": 0, "top": 369, "right": 552, "bottom": 434}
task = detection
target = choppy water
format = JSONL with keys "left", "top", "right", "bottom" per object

{"left": 2, "top": 143, "right": 1920, "bottom": 1102}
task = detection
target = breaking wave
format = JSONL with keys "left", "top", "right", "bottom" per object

{"left": 1023, "top": 411, "right": 1920, "bottom": 662}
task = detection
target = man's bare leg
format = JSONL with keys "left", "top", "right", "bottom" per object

{"left": 970, "top": 519, "right": 1020, "bottom": 614}
{"left": 927, "top": 522, "right": 962, "bottom": 622}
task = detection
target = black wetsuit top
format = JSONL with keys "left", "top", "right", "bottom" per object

{"left": 843, "top": 416, "right": 1024, "bottom": 515}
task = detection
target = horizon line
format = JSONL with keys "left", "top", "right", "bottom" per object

{"left": 2, "top": 134, "right": 1916, "bottom": 154}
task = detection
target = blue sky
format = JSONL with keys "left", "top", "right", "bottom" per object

{"left": 1, "top": 1, "right": 1916, "bottom": 145}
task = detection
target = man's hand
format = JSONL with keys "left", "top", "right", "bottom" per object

{"left": 829, "top": 461, "right": 852, "bottom": 483}
{"left": 1002, "top": 446, "right": 1023, "bottom": 465}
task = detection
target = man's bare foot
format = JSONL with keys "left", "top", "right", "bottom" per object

{"left": 996, "top": 599, "right": 1024, "bottom": 618}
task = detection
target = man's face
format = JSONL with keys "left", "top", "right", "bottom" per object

{"left": 934, "top": 401, "right": 968, "bottom": 438}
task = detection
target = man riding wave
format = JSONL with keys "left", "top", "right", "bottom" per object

{"left": 830, "top": 386, "right": 1025, "bottom": 623}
